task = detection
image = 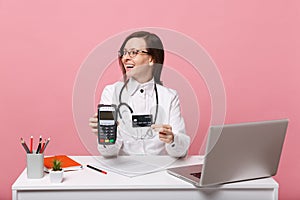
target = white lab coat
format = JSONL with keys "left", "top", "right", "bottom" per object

{"left": 97, "top": 78, "right": 190, "bottom": 157}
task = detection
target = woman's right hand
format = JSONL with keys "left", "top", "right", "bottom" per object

{"left": 89, "top": 113, "right": 98, "bottom": 135}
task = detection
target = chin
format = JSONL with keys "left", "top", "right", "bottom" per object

{"left": 126, "top": 71, "right": 134, "bottom": 78}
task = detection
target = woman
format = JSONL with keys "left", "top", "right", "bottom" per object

{"left": 89, "top": 31, "right": 190, "bottom": 157}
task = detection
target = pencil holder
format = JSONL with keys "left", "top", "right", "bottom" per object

{"left": 26, "top": 152, "right": 44, "bottom": 179}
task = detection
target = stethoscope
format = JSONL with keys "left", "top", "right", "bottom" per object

{"left": 117, "top": 79, "right": 159, "bottom": 140}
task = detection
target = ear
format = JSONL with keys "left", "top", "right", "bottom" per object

{"left": 149, "top": 57, "right": 154, "bottom": 66}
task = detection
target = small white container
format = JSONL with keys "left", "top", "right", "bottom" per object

{"left": 49, "top": 170, "right": 63, "bottom": 183}
{"left": 26, "top": 152, "right": 44, "bottom": 179}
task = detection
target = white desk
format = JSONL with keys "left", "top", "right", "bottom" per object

{"left": 12, "top": 156, "right": 278, "bottom": 200}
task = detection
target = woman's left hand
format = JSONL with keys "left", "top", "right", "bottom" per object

{"left": 151, "top": 124, "right": 174, "bottom": 144}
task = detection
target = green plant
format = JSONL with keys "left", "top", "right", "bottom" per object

{"left": 52, "top": 159, "right": 62, "bottom": 171}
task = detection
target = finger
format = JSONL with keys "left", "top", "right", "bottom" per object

{"left": 152, "top": 127, "right": 171, "bottom": 134}
{"left": 151, "top": 124, "right": 172, "bottom": 131}
{"left": 160, "top": 128, "right": 173, "bottom": 135}
{"left": 159, "top": 137, "right": 168, "bottom": 142}
{"left": 159, "top": 132, "right": 172, "bottom": 139}
{"left": 89, "top": 113, "right": 98, "bottom": 121}
{"left": 161, "top": 124, "right": 172, "bottom": 130}
{"left": 89, "top": 117, "right": 98, "bottom": 123}
{"left": 89, "top": 122, "right": 98, "bottom": 128}
{"left": 159, "top": 132, "right": 174, "bottom": 143}
{"left": 151, "top": 124, "right": 160, "bottom": 129}
{"left": 159, "top": 137, "right": 172, "bottom": 144}
{"left": 159, "top": 132, "right": 167, "bottom": 135}
{"left": 159, "top": 135, "right": 167, "bottom": 141}
{"left": 92, "top": 128, "right": 98, "bottom": 132}
{"left": 152, "top": 127, "right": 164, "bottom": 132}
{"left": 92, "top": 129, "right": 98, "bottom": 134}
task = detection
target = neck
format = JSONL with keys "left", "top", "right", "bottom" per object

{"left": 131, "top": 69, "right": 154, "bottom": 83}
{"left": 133, "top": 74, "right": 153, "bottom": 84}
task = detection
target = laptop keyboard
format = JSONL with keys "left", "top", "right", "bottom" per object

{"left": 190, "top": 172, "right": 201, "bottom": 179}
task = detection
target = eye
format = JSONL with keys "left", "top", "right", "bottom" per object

{"left": 129, "top": 50, "right": 138, "bottom": 57}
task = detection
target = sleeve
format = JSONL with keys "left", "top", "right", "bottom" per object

{"left": 99, "top": 85, "right": 114, "bottom": 105}
{"left": 165, "top": 91, "right": 190, "bottom": 157}
{"left": 97, "top": 84, "right": 122, "bottom": 157}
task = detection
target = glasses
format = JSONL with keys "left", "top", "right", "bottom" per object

{"left": 118, "top": 49, "right": 149, "bottom": 58}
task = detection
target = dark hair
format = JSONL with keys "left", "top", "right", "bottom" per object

{"left": 118, "top": 31, "right": 164, "bottom": 85}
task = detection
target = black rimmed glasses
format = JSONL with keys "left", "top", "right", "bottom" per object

{"left": 118, "top": 49, "right": 149, "bottom": 58}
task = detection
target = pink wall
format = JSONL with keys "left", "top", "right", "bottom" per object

{"left": 1, "top": 0, "right": 299, "bottom": 199}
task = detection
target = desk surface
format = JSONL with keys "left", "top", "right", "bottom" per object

{"left": 12, "top": 156, "right": 279, "bottom": 200}
{"left": 12, "top": 155, "right": 278, "bottom": 190}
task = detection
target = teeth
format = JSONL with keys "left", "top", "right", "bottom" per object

{"left": 126, "top": 64, "right": 134, "bottom": 68}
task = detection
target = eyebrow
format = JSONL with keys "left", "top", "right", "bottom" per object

{"left": 123, "top": 47, "right": 147, "bottom": 51}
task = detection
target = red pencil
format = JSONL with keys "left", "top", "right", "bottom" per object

{"left": 40, "top": 139, "right": 46, "bottom": 153}
{"left": 41, "top": 137, "right": 50, "bottom": 153}
{"left": 87, "top": 165, "right": 107, "bottom": 174}
{"left": 30, "top": 136, "right": 33, "bottom": 153}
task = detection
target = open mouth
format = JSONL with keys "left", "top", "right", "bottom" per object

{"left": 125, "top": 64, "right": 134, "bottom": 69}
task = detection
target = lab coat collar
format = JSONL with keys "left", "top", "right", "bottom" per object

{"left": 127, "top": 78, "right": 155, "bottom": 97}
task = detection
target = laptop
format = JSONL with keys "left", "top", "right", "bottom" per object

{"left": 167, "top": 119, "right": 288, "bottom": 187}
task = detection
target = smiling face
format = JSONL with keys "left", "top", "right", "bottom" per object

{"left": 121, "top": 38, "right": 154, "bottom": 83}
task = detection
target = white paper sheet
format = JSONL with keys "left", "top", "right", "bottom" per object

{"left": 88, "top": 156, "right": 178, "bottom": 177}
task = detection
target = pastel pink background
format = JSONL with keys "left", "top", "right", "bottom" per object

{"left": 1, "top": 1, "right": 299, "bottom": 199}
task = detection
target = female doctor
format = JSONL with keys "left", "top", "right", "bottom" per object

{"left": 89, "top": 31, "right": 190, "bottom": 157}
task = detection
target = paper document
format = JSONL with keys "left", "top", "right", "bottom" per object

{"left": 89, "top": 156, "right": 177, "bottom": 177}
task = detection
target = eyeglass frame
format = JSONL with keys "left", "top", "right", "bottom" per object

{"left": 118, "top": 49, "right": 150, "bottom": 58}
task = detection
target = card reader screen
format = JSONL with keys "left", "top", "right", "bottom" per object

{"left": 100, "top": 111, "right": 114, "bottom": 120}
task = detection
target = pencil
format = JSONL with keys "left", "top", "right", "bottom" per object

{"left": 30, "top": 136, "right": 33, "bottom": 153}
{"left": 87, "top": 164, "right": 107, "bottom": 174}
{"left": 36, "top": 136, "right": 42, "bottom": 154}
{"left": 20, "top": 138, "right": 30, "bottom": 153}
{"left": 40, "top": 139, "right": 46, "bottom": 153}
{"left": 41, "top": 137, "right": 50, "bottom": 153}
